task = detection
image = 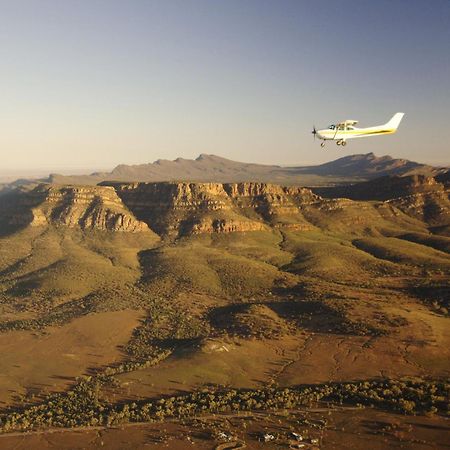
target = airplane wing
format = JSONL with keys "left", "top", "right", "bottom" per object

{"left": 335, "top": 119, "right": 358, "bottom": 129}
{"left": 342, "top": 119, "right": 358, "bottom": 126}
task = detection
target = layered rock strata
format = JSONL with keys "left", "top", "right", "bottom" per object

{"left": 313, "top": 174, "right": 450, "bottom": 226}
{"left": 2, "top": 178, "right": 448, "bottom": 236}
{"left": 103, "top": 182, "right": 320, "bottom": 236}
{"left": 7, "top": 184, "right": 149, "bottom": 232}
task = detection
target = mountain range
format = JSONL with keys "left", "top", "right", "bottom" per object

{"left": 39, "top": 152, "right": 446, "bottom": 187}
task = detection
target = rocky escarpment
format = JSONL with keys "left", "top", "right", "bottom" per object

{"left": 314, "top": 174, "right": 444, "bottom": 201}
{"left": 4, "top": 184, "right": 149, "bottom": 232}
{"left": 313, "top": 174, "right": 450, "bottom": 226}
{"left": 387, "top": 191, "right": 450, "bottom": 225}
{"left": 3, "top": 178, "right": 449, "bottom": 237}
{"left": 102, "top": 182, "right": 320, "bottom": 236}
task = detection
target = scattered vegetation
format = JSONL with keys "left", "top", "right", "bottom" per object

{"left": 411, "top": 281, "right": 450, "bottom": 316}
{"left": 0, "top": 286, "right": 149, "bottom": 333}
{"left": 373, "top": 312, "right": 410, "bottom": 328}
{"left": 125, "top": 305, "right": 209, "bottom": 359}
{"left": 0, "top": 295, "right": 98, "bottom": 332}
{"left": 0, "top": 378, "right": 448, "bottom": 432}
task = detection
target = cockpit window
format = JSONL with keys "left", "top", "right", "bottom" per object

{"left": 328, "top": 125, "right": 335, "bottom": 130}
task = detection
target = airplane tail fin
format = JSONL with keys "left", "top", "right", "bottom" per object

{"left": 385, "top": 112, "right": 405, "bottom": 131}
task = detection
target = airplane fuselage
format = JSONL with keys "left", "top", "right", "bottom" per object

{"left": 313, "top": 113, "right": 404, "bottom": 147}
{"left": 316, "top": 124, "right": 397, "bottom": 141}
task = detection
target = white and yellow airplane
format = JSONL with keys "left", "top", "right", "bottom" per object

{"left": 312, "top": 112, "right": 404, "bottom": 147}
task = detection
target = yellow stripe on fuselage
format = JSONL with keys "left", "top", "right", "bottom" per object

{"left": 320, "top": 128, "right": 396, "bottom": 137}
{"left": 351, "top": 128, "right": 396, "bottom": 135}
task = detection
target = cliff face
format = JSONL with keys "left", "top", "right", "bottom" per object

{"left": 314, "top": 174, "right": 444, "bottom": 201}
{"left": 313, "top": 174, "right": 450, "bottom": 226}
{"left": 6, "top": 184, "right": 149, "bottom": 232}
{"left": 103, "top": 182, "right": 320, "bottom": 236}
{"left": 387, "top": 191, "right": 450, "bottom": 225}
{"left": 3, "top": 178, "right": 449, "bottom": 237}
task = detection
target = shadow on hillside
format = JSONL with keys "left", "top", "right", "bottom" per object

{"left": 0, "top": 190, "right": 37, "bottom": 238}
{"left": 0, "top": 212, "right": 34, "bottom": 238}
{"left": 207, "top": 299, "right": 346, "bottom": 336}
{"left": 137, "top": 248, "right": 162, "bottom": 283}
{"left": 409, "top": 282, "right": 450, "bottom": 315}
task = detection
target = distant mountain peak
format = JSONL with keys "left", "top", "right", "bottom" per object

{"left": 196, "top": 153, "right": 211, "bottom": 161}
{"left": 196, "top": 153, "right": 234, "bottom": 163}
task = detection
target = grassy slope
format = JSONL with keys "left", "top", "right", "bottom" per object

{"left": 0, "top": 207, "right": 448, "bottom": 432}
{"left": 399, "top": 232, "right": 450, "bottom": 254}
{"left": 352, "top": 236, "right": 450, "bottom": 269}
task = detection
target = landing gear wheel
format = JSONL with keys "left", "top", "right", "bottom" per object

{"left": 321, "top": 142, "right": 325, "bottom": 148}
{"left": 341, "top": 141, "right": 347, "bottom": 146}
{"left": 336, "top": 140, "right": 341, "bottom": 146}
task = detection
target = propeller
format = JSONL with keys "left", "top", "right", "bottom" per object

{"left": 311, "top": 126, "right": 317, "bottom": 141}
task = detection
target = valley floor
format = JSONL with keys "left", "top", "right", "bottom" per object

{"left": 0, "top": 407, "right": 449, "bottom": 450}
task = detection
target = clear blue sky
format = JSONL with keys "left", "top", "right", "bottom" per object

{"left": 0, "top": 0, "right": 449, "bottom": 173}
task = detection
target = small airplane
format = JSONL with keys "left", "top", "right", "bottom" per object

{"left": 312, "top": 112, "right": 404, "bottom": 147}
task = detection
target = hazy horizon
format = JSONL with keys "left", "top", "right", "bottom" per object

{"left": 1, "top": 1, "right": 449, "bottom": 171}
